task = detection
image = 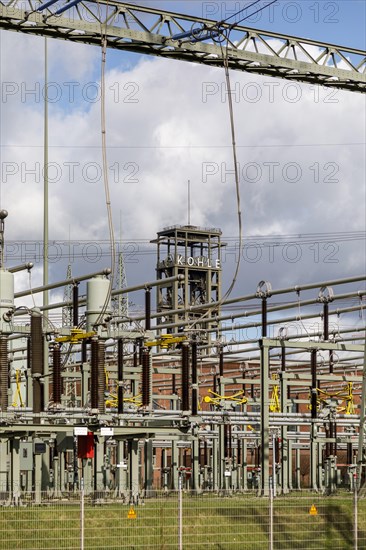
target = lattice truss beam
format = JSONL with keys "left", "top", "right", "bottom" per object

{"left": 0, "top": 1, "right": 365, "bottom": 91}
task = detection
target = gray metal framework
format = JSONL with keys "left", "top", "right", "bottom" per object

{"left": 0, "top": 1, "right": 365, "bottom": 91}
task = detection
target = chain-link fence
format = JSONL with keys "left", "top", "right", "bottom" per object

{"left": 0, "top": 489, "right": 365, "bottom": 549}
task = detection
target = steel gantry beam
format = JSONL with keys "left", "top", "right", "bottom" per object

{"left": 0, "top": 1, "right": 365, "bottom": 91}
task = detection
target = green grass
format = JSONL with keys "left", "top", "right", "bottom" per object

{"left": 0, "top": 493, "right": 365, "bottom": 549}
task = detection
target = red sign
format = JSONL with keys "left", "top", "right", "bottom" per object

{"left": 78, "top": 432, "right": 94, "bottom": 459}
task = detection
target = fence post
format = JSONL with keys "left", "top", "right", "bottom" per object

{"left": 269, "top": 479, "right": 274, "bottom": 550}
{"left": 354, "top": 474, "right": 358, "bottom": 550}
{"left": 80, "top": 478, "right": 85, "bottom": 550}
{"left": 178, "top": 472, "right": 183, "bottom": 550}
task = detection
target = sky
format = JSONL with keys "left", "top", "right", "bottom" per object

{"left": 0, "top": 0, "right": 365, "bottom": 317}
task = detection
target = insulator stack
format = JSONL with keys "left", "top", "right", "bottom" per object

{"left": 31, "top": 310, "right": 44, "bottom": 414}
{"left": 199, "top": 442, "right": 205, "bottom": 467}
{"left": 138, "top": 339, "right": 143, "bottom": 365}
{"left": 27, "top": 337, "right": 31, "bottom": 369}
{"left": 117, "top": 339, "right": 124, "bottom": 414}
{"left": 275, "top": 437, "right": 280, "bottom": 463}
{"left": 191, "top": 339, "right": 198, "bottom": 416}
{"left": 145, "top": 288, "right": 151, "bottom": 331}
{"left": 90, "top": 339, "right": 99, "bottom": 409}
{"left": 0, "top": 336, "right": 8, "bottom": 411}
{"left": 255, "top": 446, "right": 261, "bottom": 469}
{"left": 141, "top": 347, "right": 151, "bottom": 407}
{"left": 181, "top": 342, "right": 190, "bottom": 411}
{"left": 323, "top": 302, "right": 334, "bottom": 374}
{"left": 237, "top": 439, "right": 241, "bottom": 466}
{"left": 97, "top": 340, "right": 106, "bottom": 413}
{"left": 219, "top": 347, "right": 224, "bottom": 377}
{"left": 81, "top": 339, "right": 87, "bottom": 364}
{"left": 261, "top": 298, "right": 267, "bottom": 337}
{"left": 73, "top": 283, "right": 79, "bottom": 327}
{"left": 347, "top": 442, "right": 353, "bottom": 465}
{"left": 242, "top": 367, "right": 246, "bottom": 395}
{"left": 204, "top": 440, "right": 208, "bottom": 466}
{"left": 52, "top": 344, "right": 61, "bottom": 405}
{"left": 281, "top": 348, "right": 286, "bottom": 372}
{"left": 224, "top": 424, "right": 229, "bottom": 459}
{"left": 330, "top": 421, "right": 337, "bottom": 457}
{"left": 310, "top": 349, "right": 317, "bottom": 420}
{"left": 228, "top": 424, "right": 232, "bottom": 459}
{"left": 133, "top": 342, "right": 138, "bottom": 368}
{"left": 325, "top": 426, "right": 330, "bottom": 458}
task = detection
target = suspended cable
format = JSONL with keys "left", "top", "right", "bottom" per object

{"left": 220, "top": 0, "right": 262, "bottom": 24}
{"left": 233, "top": 0, "right": 278, "bottom": 27}
{"left": 95, "top": 0, "right": 115, "bottom": 327}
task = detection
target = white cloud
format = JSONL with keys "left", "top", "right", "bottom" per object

{"left": 0, "top": 32, "right": 365, "bottom": 297}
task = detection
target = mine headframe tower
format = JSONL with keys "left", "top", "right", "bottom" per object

{"left": 152, "top": 225, "right": 224, "bottom": 345}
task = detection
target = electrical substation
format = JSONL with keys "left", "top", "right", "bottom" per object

{"left": 0, "top": 0, "right": 365, "bottom": 514}
{"left": 0, "top": 211, "right": 365, "bottom": 501}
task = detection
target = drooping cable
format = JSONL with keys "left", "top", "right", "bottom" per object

{"left": 185, "top": 2, "right": 278, "bottom": 336}
{"left": 185, "top": 32, "right": 242, "bottom": 334}
{"left": 95, "top": 2, "right": 115, "bottom": 327}
{"left": 220, "top": 0, "right": 262, "bottom": 24}
{"left": 232, "top": 0, "right": 278, "bottom": 27}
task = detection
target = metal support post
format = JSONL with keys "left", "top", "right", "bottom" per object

{"left": 42, "top": 448, "right": 50, "bottom": 491}
{"left": 80, "top": 478, "right": 85, "bottom": 550}
{"left": 295, "top": 447, "right": 301, "bottom": 489}
{"left": 280, "top": 348, "right": 289, "bottom": 493}
{"left": 95, "top": 439, "right": 105, "bottom": 491}
{"left": 318, "top": 441, "right": 324, "bottom": 492}
{"left": 60, "top": 452, "right": 65, "bottom": 491}
{"left": 161, "top": 448, "right": 168, "bottom": 490}
{"left": 171, "top": 440, "right": 178, "bottom": 490}
{"left": 218, "top": 424, "right": 225, "bottom": 490}
{"left": 260, "top": 339, "right": 270, "bottom": 496}
{"left": 269, "top": 479, "right": 274, "bottom": 550}
{"left": 191, "top": 338, "right": 198, "bottom": 416}
{"left": 354, "top": 473, "right": 358, "bottom": 550}
{"left": 129, "top": 439, "right": 139, "bottom": 501}
{"left": 242, "top": 435, "right": 248, "bottom": 491}
{"left": 116, "top": 440, "right": 127, "bottom": 494}
{"left": 181, "top": 342, "right": 190, "bottom": 411}
{"left": 211, "top": 430, "right": 218, "bottom": 491}
{"left": 178, "top": 472, "right": 183, "bottom": 550}
{"left": 117, "top": 339, "right": 124, "bottom": 414}
{"left": 11, "top": 439, "right": 20, "bottom": 494}
{"left": 34, "top": 452, "right": 42, "bottom": 503}
{"left": 310, "top": 349, "right": 318, "bottom": 491}
{"left": 82, "top": 458, "right": 92, "bottom": 495}
{"left": 272, "top": 433, "right": 277, "bottom": 498}
{"left": 144, "top": 439, "right": 153, "bottom": 494}
{"left": 192, "top": 438, "right": 200, "bottom": 491}
{"left": 82, "top": 363, "right": 90, "bottom": 408}
{"left": 53, "top": 454, "right": 60, "bottom": 496}
{"left": 356, "top": 340, "right": 366, "bottom": 488}
{"left": 280, "top": 374, "right": 289, "bottom": 494}
{"left": 287, "top": 440, "right": 293, "bottom": 490}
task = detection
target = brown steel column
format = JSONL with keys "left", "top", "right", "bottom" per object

{"left": 0, "top": 336, "right": 8, "bottom": 411}
{"left": 31, "top": 309, "right": 44, "bottom": 414}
